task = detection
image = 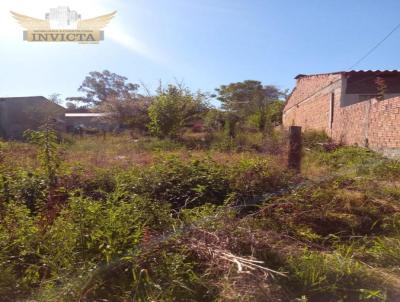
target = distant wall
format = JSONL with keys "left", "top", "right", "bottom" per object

{"left": 0, "top": 102, "right": 8, "bottom": 138}
{"left": 0, "top": 97, "right": 65, "bottom": 139}
{"left": 65, "top": 116, "right": 113, "bottom": 131}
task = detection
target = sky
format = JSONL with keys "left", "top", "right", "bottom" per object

{"left": 1, "top": 0, "right": 400, "bottom": 102}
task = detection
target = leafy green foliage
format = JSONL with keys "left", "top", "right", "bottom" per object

{"left": 302, "top": 130, "right": 331, "bottom": 150}
{"left": 227, "top": 157, "right": 289, "bottom": 204}
{"left": 0, "top": 194, "right": 172, "bottom": 301}
{"left": 116, "top": 155, "right": 288, "bottom": 210}
{"left": 68, "top": 70, "right": 140, "bottom": 105}
{"left": 216, "top": 80, "right": 284, "bottom": 132}
{"left": 117, "top": 156, "right": 229, "bottom": 209}
{"left": 148, "top": 85, "right": 208, "bottom": 139}
{"left": 24, "top": 127, "right": 61, "bottom": 187}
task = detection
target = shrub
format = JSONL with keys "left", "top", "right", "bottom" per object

{"left": 8, "top": 170, "right": 46, "bottom": 213}
{"left": 148, "top": 85, "right": 207, "bottom": 139}
{"left": 78, "top": 168, "right": 117, "bottom": 200}
{"left": 116, "top": 156, "right": 229, "bottom": 209}
{"left": 210, "top": 131, "right": 236, "bottom": 152}
{"left": 233, "top": 131, "right": 264, "bottom": 152}
{"left": 0, "top": 193, "right": 173, "bottom": 301}
{"left": 24, "top": 127, "right": 62, "bottom": 187}
{"left": 227, "top": 157, "right": 289, "bottom": 205}
{"left": 116, "top": 156, "right": 289, "bottom": 210}
{"left": 0, "top": 202, "right": 41, "bottom": 299}
{"left": 50, "top": 194, "right": 172, "bottom": 265}
{"left": 302, "top": 130, "right": 331, "bottom": 150}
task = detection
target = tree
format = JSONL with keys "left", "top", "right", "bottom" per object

{"left": 148, "top": 85, "right": 208, "bottom": 139}
{"left": 67, "top": 70, "right": 140, "bottom": 106}
{"left": 204, "top": 108, "right": 225, "bottom": 132}
{"left": 48, "top": 93, "right": 63, "bottom": 105}
{"left": 266, "top": 100, "right": 285, "bottom": 126}
{"left": 215, "top": 81, "right": 283, "bottom": 131}
{"left": 65, "top": 102, "right": 77, "bottom": 110}
{"left": 97, "top": 96, "right": 151, "bottom": 133}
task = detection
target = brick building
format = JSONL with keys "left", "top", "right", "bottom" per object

{"left": 283, "top": 70, "right": 400, "bottom": 157}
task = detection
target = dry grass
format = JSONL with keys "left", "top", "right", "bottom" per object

{"left": 1, "top": 132, "right": 292, "bottom": 174}
{"left": 0, "top": 140, "right": 39, "bottom": 169}
{"left": 1, "top": 134, "right": 287, "bottom": 171}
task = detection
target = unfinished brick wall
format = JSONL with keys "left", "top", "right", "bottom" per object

{"left": 331, "top": 96, "right": 400, "bottom": 155}
{"left": 331, "top": 98, "right": 368, "bottom": 146}
{"left": 283, "top": 93, "right": 330, "bottom": 132}
{"left": 367, "top": 97, "right": 400, "bottom": 156}
{"left": 283, "top": 73, "right": 342, "bottom": 133}
{"left": 283, "top": 74, "right": 400, "bottom": 157}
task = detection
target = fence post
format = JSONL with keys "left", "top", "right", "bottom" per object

{"left": 288, "top": 126, "right": 302, "bottom": 171}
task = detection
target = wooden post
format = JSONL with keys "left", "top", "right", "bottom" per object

{"left": 79, "top": 127, "right": 83, "bottom": 138}
{"left": 288, "top": 126, "right": 302, "bottom": 171}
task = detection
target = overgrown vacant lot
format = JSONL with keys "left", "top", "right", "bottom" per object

{"left": 1, "top": 133, "right": 400, "bottom": 301}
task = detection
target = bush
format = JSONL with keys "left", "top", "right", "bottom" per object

{"left": 0, "top": 193, "right": 173, "bottom": 301}
{"left": 0, "top": 202, "right": 41, "bottom": 299}
{"left": 78, "top": 168, "right": 117, "bottom": 200}
{"left": 148, "top": 85, "right": 207, "bottom": 139}
{"left": 116, "top": 156, "right": 229, "bottom": 209}
{"left": 227, "top": 157, "right": 288, "bottom": 205}
{"left": 116, "top": 155, "right": 289, "bottom": 209}
{"left": 7, "top": 170, "right": 47, "bottom": 213}
{"left": 302, "top": 130, "right": 331, "bottom": 150}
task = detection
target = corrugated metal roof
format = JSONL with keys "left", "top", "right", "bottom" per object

{"left": 295, "top": 70, "right": 400, "bottom": 79}
{"left": 294, "top": 72, "right": 344, "bottom": 79}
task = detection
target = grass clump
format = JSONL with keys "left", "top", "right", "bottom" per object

{"left": 287, "top": 250, "right": 386, "bottom": 302}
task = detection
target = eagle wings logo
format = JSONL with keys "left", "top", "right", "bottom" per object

{"left": 10, "top": 8, "right": 116, "bottom": 43}
{"left": 10, "top": 11, "right": 116, "bottom": 30}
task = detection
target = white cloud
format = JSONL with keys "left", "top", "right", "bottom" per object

{"left": 0, "top": 0, "right": 161, "bottom": 62}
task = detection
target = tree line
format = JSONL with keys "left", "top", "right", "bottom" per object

{"left": 55, "top": 70, "right": 287, "bottom": 140}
